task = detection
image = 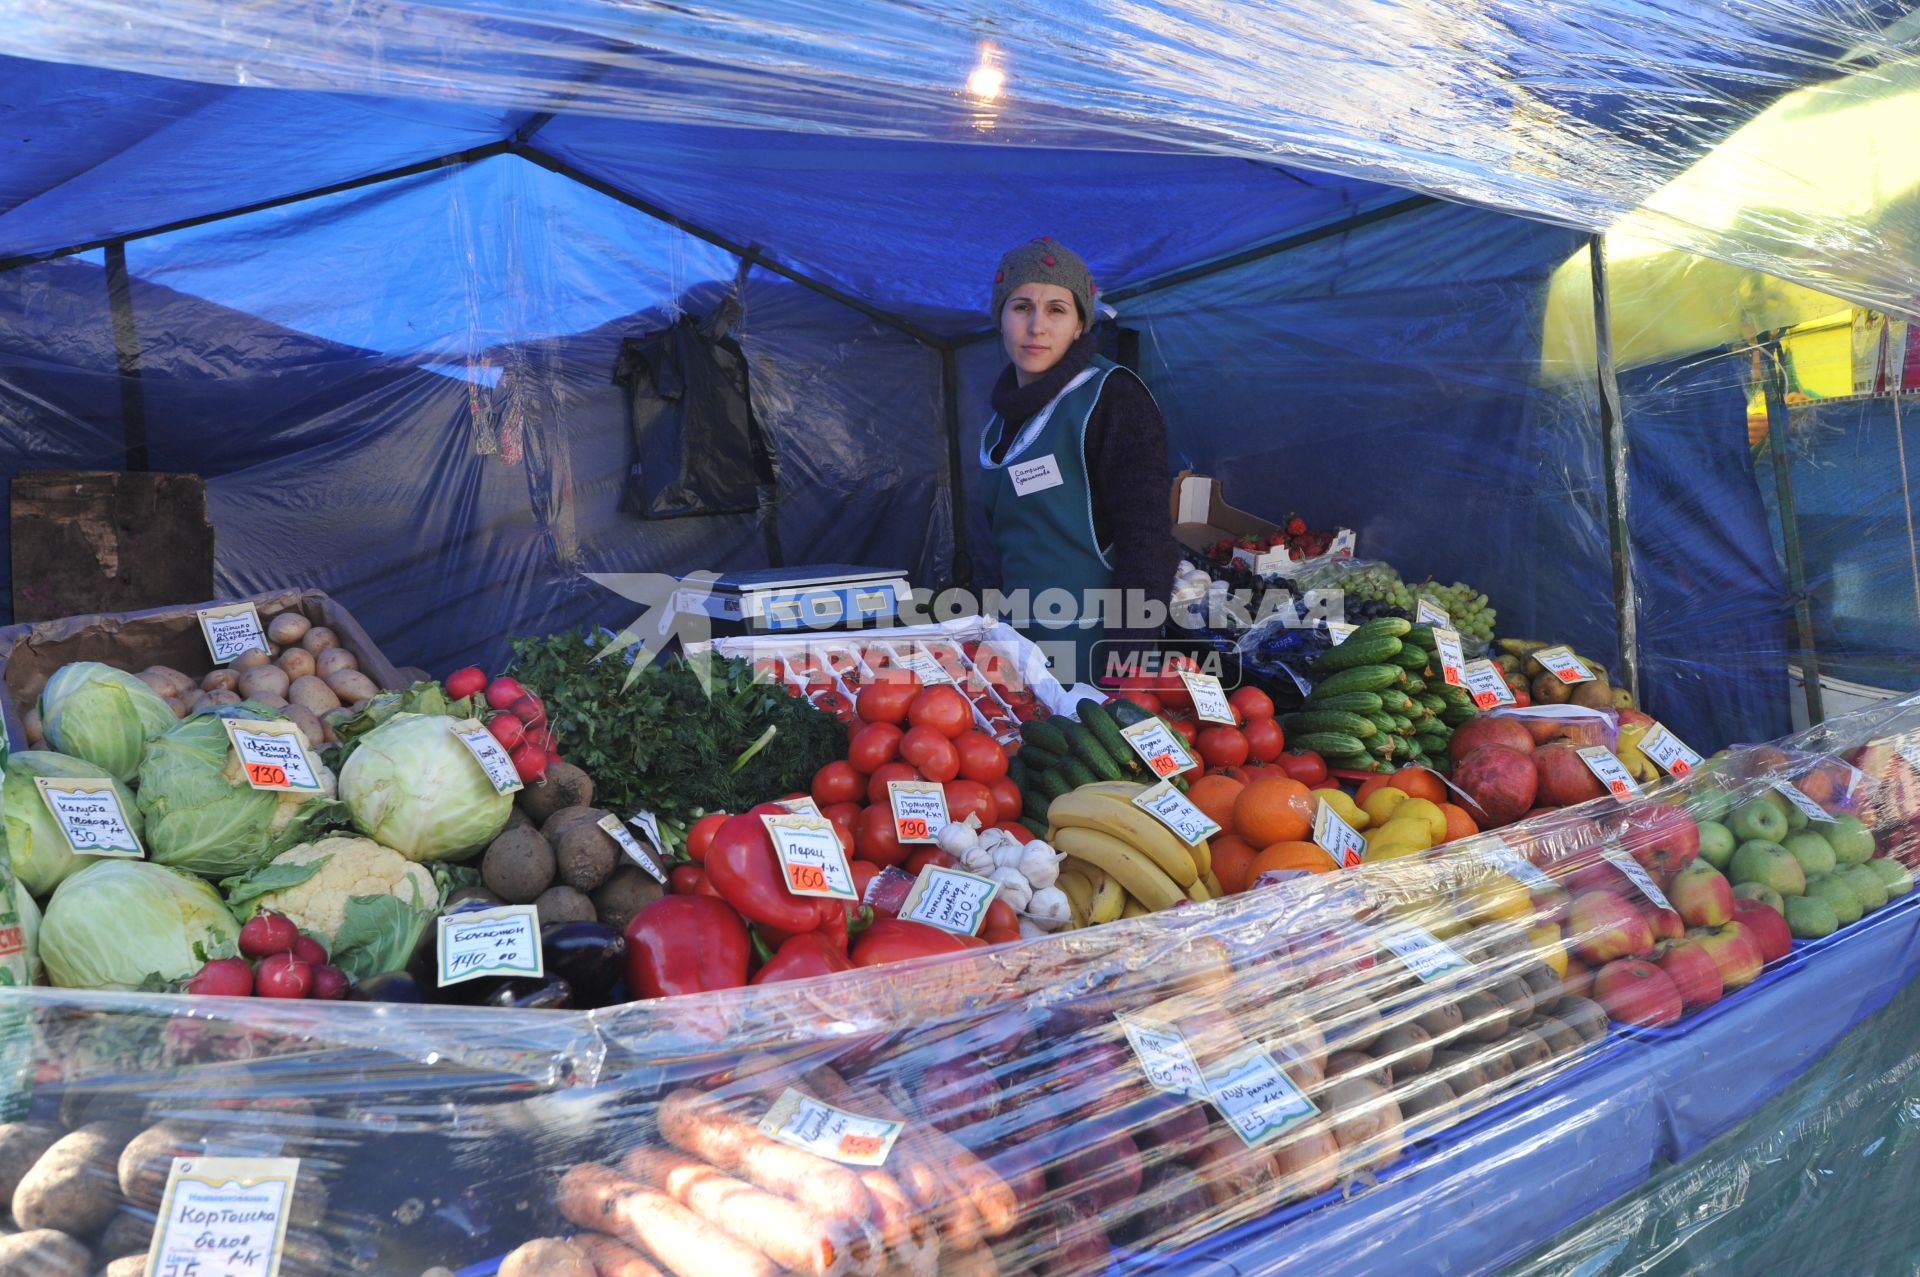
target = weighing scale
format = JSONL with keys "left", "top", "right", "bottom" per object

{"left": 671, "top": 565, "right": 916, "bottom": 637}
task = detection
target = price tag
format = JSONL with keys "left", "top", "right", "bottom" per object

{"left": 1577, "top": 746, "right": 1639, "bottom": 798}
{"left": 896, "top": 648, "right": 957, "bottom": 686}
{"left": 629, "top": 810, "right": 665, "bottom": 857}
{"left": 195, "top": 603, "right": 270, "bottom": 665}
{"left": 436, "top": 905, "right": 542, "bottom": 986}
{"left": 221, "top": 719, "right": 323, "bottom": 793}
{"left": 1228, "top": 545, "right": 1258, "bottom": 570}
{"left": 599, "top": 813, "right": 667, "bottom": 884}
{"left": 1637, "top": 723, "right": 1701, "bottom": 777}
{"left": 1535, "top": 646, "right": 1596, "bottom": 684}
{"left": 758, "top": 1089, "right": 903, "bottom": 1168}
{"left": 760, "top": 813, "right": 858, "bottom": 899}
{"left": 1311, "top": 797, "right": 1367, "bottom": 868}
{"left": 1131, "top": 780, "right": 1221, "bottom": 848}
{"left": 34, "top": 777, "right": 142, "bottom": 858}
{"left": 776, "top": 795, "right": 824, "bottom": 818}
{"left": 1179, "top": 671, "right": 1236, "bottom": 725}
{"left": 1431, "top": 627, "right": 1466, "bottom": 688}
{"left": 1119, "top": 716, "right": 1198, "bottom": 777}
{"left": 1483, "top": 838, "right": 1556, "bottom": 892}
{"left": 1117, "top": 1015, "right": 1207, "bottom": 1099}
{"left": 898, "top": 864, "right": 999, "bottom": 936}
{"left": 1253, "top": 548, "right": 1294, "bottom": 577}
{"left": 1463, "top": 660, "right": 1515, "bottom": 709}
{"left": 1772, "top": 781, "right": 1836, "bottom": 823}
{"left": 1415, "top": 597, "right": 1450, "bottom": 627}
{"left": 451, "top": 719, "right": 524, "bottom": 795}
{"left": 887, "top": 780, "right": 950, "bottom": 845}
{"left": 1202, "top": 1046, "right": 1318, "bottom": 1146}
{"left": 1326, "top": 621, "right": 1358, "bottom": 646}
{"left": 1602, "top": 847, "right": 1672, "bottom": 911}
{"left": 145, "top": 1155, "right": 299, "bottom": 1277}
{"left": 1375, "top": 925, "right": 1471, "bottom": 982}
{"left": 1330, "top": 528, "right": 1357, "bottom": 558}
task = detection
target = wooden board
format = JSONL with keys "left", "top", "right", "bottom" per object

{"left": 10, "top": 470, "right": 213, "bottom": 622}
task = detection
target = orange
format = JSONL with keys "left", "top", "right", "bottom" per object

{"left": 1187, "top": 774, "right": 1246, "bottom": 832}
{"left": 1209, "top": 834, "right": 1260, "bottom": 895}
{"left": 1355, "top": 774, "right": 1395, "bottom": 805}
{"left": 1388, "top": 766, "right": 1446, "bottom": 804}
{"left": 1233, "top": 777, "right": 1314, "bottom": 846}
{"left": 1439, "top": 802, "right": 1479, "bottom": 843}
{"left": 1247, "top": 841, "right": 1339, "bottom": 879}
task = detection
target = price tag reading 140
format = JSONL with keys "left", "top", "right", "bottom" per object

{"left": 887, "top": 780, "right": 950, "bottom": 844}
{"left": 1119, "top": 716, "right": 1197, "bottom": 777}
{"left": 437, "top": 905, "right": 543, "bottom": 987}
{"left": 760, "top": 813, "right": 858, "bottom": 899}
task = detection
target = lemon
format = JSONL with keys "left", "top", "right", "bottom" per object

{"left": 1316, "top": 789, "right": 1370, "bottom": 831}
{"left": 1393, "top": 797, "right": 1448, "bottom": 843}
{"left": 1362, "top": 786, "right": 1411, "bottom": 826}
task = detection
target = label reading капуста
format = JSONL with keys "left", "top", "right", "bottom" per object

{"left": 195, "top": 603, "right": 270, "bottom": 665}
{"left": 1637, "top": 723, "right": 1703, "bottom": 778}
{"left": 1415, "top": 597, "right": 1450, "bottom": 627}
{"left": 1772, "top": 781, "right": 1836, "bottom": 823}
{"left": 1602, "top": 847, "right": 1673, "bottom": 911}
{"left": 759, "top": 1089, "right": 903, "bottom": 1168}
{"left": 1463, "top": 659, "right": 1515, "bottom": 709}
{"left": 1132, "top": 780, "right": 1220, "bottom": 847}
{"left": 34, "top": 777, "right": 142, "bottom": 858}
{"left": 898, "top": 865, "right": 998, "bottom": 936}
{"left": 1179, "top": 671, "right": 1236, "bottom": 725}
{"left": 600, "top": 813, "right": 667, "bottom": 884}
{"left": 146, "top": 1155, "right": 300, "bottom": 1277}
{"left": 436, "top": 905, "right": 542, "bottom": 987}
{"left": 760, "top": 813, "right": 858, "bottom": 899}
{"left": 1117, "top": 1016, "right": 1207, "bottom": 1100}
{"left": 1535, "top": 646, "right": 1596, "bottom": 684}
{"left": 1432, "top": 627, "right": 1467, "bottom": 688}
{"left": 1375, "top": 925, "right": 1471, "bottom": 983}
{"left": 1203, "top": 1045, "right": 1318, "bottom": 1147}
{"left": 1119, "top": 716, "right": 1198, "bottom": 777}
{"left": 223, "top": 720, "right": 323, "bottom": 793}
{"left": 1311, "top": 798, "right": 1366, "bottom": 869}
{"left": 1577, "top": 746, "right": 1639, "bottom": 798}
{"left": 451, "top": 720, "right": 524, "bottom": 795}
{"left": 887, "top": 780, "right": 950, "bottom": 845}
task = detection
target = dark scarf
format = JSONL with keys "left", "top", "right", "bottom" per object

{"left": 988, "top": 331, "right": 1100, "bottom": 460}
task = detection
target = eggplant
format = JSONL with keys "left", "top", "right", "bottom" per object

{"left": 539, "top": 921, "right": 627, "bottom": 1008}
{"left": 475, "top": 975, "right": 573, "bottom": 1010}
{"left": 349, "top": 971, "right": 427, "bottom": 1003}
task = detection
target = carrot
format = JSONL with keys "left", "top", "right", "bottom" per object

{"left": 658, "top": 1088, "right": 874, "bottom": 1225}
{"left": 556, "top": 1164, "right": 782, "bottom": 1277}
{"left": 569, "top": 1232, "right": 670, "bottom": 1277}
{"left": 621, "top": 1146, "right": 853, "bottom": 1277}
{"left": 841, "top": 1070, "right": 1018, "bottom": 1239}
{"left": 858, "top": 1167, "right": 940, "bottom": 1277}
{"left": 938, "top": 1245, "right": 1003, "bottom": 1277}
{"left": 802, "top": 1067, "right": 986, "bottom": 1247}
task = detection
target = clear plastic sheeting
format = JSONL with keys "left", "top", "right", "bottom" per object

{"left": 5, "top": 693, "right": 1920, "bottom": 1275}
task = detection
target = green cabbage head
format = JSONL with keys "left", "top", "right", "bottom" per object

{"left": 38, "top": 661, "right": 177, "bottom": 781}
{"left": 4, "top": 750, "right": 145, "bottom": 898}
{"left": 339, "top": 713, "right": 512, "bottom": 862}
{"left": 136, "top": 710, "right": 343, "bottom": 879}
{"left": 40, "top": 859, "right": 240, "bottom": 989}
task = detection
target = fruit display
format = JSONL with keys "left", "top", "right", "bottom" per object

{"left": 1491, "top": 637, "right": 1637, "bottom": 712}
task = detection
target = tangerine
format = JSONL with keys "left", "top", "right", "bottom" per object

{"left": 1233, "top": 776, "right": 1314, "bottom": 846}
{"left": 1247, "top": 841, "right": 1338, "bottom": 879}
{"left": 1209, "top": 833, "right": 1260, "bottom": 894}
{"left": 1388, "top": 766, "right": 1446, "bottom": 804}
{"left": 1187, "top": 774, "right": 1246, "bottom": 832}
{"left": 1439, "top": 802, "right": 1480, "bottom": 843}
{"left": 1355, "top": 774, "right": 1395, "bottom": 805}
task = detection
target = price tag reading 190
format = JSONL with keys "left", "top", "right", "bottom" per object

{"left": 1534, "top": 646, "right": 1595, "bottom": 684}
{"left": 1311, "top": 797, "right": 1367, "bottom": 868}
{"left": 886, "top": 780, "right": 950, "bottom": 844}
{"left": 1577, "top": 746, "right": 1639, "bottom": 798}
{"left": 1179, "top": 671, "right": 1236, "bottom": 725}
{"left": 760, "top": 813, "right": 858, "bottom": 899}
{"left": 759, "top": 1089, "right": 903, "bottom": 1168}
{"left": 223, "top": 719, "right": 323, "bottom": 793}
{"left": 1431, "top": 627, "right": 1467, "bottom": 688}
{"left": 1118, "top": 716, "right": 1197, "bottom": 777}
{"left": 1636, "top": 723, "right": 1702, "bottom": 777}
{"left": 1131, "top": 780, "right": 1220, "bottom": 848}
{"left": 1463, "top": 659, "right": 1515, "bottom": 710}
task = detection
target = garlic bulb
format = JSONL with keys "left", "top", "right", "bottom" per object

{"left": 992, "top": 841, "right": 1029, "bottom": 872}
{"left": 1018, "top": 917, "right": 1049, "bottom": 939}
{"left": 988, "top": 866, "right": 1034, "bottom": 912}
{"left": 1018, "top": 841, "right": 1061, "bottom": 889}
{"left": 936, "top": 820, "right": 980, "bottom": 857}
{"left": 1025, "top": 886, "right": 1071, "bottom": 930}
{"left": 960, "top": 842, "right": 996, "bottom": 874}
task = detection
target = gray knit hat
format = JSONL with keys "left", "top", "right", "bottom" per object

{"left": 991, "top": 236, "right": 1097, "bottom": 326}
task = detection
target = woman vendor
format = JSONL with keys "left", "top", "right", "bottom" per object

{"left": 978, "top": 237, "right": 1178, "bottom": 685}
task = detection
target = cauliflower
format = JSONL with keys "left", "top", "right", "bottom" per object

{"left": 227, "top": 835, "right": 439, "bottom": 979}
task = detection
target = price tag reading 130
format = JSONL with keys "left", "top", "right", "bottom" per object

{"left": 1119, "top": 716, "right": 1197, "bottom": 777}
{"left": 898, "top": 864, "right": 998, "bottom": 936}
{"left": 886, "top": 780, "right": 950, "bottom": 844}
{"left": 758, "top": 1089, "right": 903, "bottom": 1168}
{"left": 760, "top": 813, "right": 858, "bottom": 899}
{"left": 1463, "top": 659, "right": 1515, "bottom": 709}
{"left": 1178, "top": 671, "right": 1236, "bottom": 725}
{"left": 223, "top": 719, "right": 323, "bottom": 793}
{"left": 1131, "top": 780, "right": 1220, "bottom": 847}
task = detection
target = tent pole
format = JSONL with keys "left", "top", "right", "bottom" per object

{"left": 103, "top": 242, "right": 149, "bottom": 472}
{"left": 1589, "top": 233, "right": 1638, "bottom": 702}
{"left": 940, "top": 347, "right": 971, "bottom": 591}
{"left": 1759, "top": 338, "right": 1825, "bottom": 724}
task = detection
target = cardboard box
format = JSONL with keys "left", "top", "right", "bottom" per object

{"left": 1169, "top": 471, "right": 1355, "bottom": 569}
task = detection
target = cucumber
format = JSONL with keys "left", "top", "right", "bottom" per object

{"left": 1057, "top": 757, "right": 1098, "bottom": 790}
{"left": 1299, "top": 691, "right": 1383, "bottom": 715}
{"left": 1402, "top": 675, "right": 1428, "bottom": 695}
{"left": 1018, "top": 744, "right": 1064, "bottom": 773}
{"left": 1403, "top": 624, "right": 1439, "bottom": 652}
{"left": 1020, "top": 816, "right": 1050, "bottom": 839}
{"left": 1416, "top": 693, "right": 1447, "bottom": 714}
{"left": 1308, "top": 664, "right": 1403, "bottom": 698}
{"left": 1377, "top": 689, "right": 1415, "bottom": 714}
{"left": 1033, "top": 768, "right": 1070, "bottom": 801}
{"left": 1391, "top": 714, "right": 1416, "bottom": 734}
{"left": 1067, "top": 711, "right": 1129, "bottom": 781}
{"left": 1417, "top": 731, "right": 1452, "bottom": 756}
{"left": 1391, "top": 646, "right": 1430, "bottom": 670}
{"left": 1363, "top": 711, "right": 1398, "bottom": 735}
{"left": 1368, "top": 735, "right": 1397, "bottom": 760}
{"left": 1326, "top": 752, "right": 1373, "bottom": 772}
{"left": 1282, "top": 709, "right": 1377, "bottom": 739}
{"left": 1005, "top": 755, "right": 1029, "bottom": 791}
{"left": 1310, "top": 634, "right": 1403, "bottom": 675}
{"left": 1350, "top": 617, "right": 1413, "bottom": 642}
{"left": 1292, "top": 731, "right": 1369, "bottom": 758}
{"left": 1434, "top": 682, "right": 1474, "bottom": 707}
{"left": 1023, "top": 788, "right": 1052, "bottom": 823}
{"left": 1441, "top": 703, "right": 1478, "bottom": 727}
{"left": 1021, "top": 718, "right": 1070, "bottom": 756}
{"left": 1106, "top": 699, "right": 1153, "bottom": 728}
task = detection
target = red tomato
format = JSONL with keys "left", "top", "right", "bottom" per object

{"left": 811, "top": 760, "right": 866, "bottom": 807}
{"left": 1228, "top": 687, "right": 1276, "bottom": 722}
{"left": 855, "top": 803, "right": 910, "bottom": 868}
{"left": 994, "top": 821, "right": 1035, "bottom": 845}
{"left": 669, "top": 864, "right": 706, "bottom": 895}
{"left": 848, "top": 722, "right": 904, "bottom": 774}
{"left": 854, "top": 671, "right": 921, "bottom": 725}
{"left": 952, "top": 731, "right": 1009, "bottom": 783}
{"left": 1242, "top": 717, "right": 1284, "bottom": 763}
{"left": 982, "top": 898, "right": 1021, "bottom": 944}
{"left": 1167, "top": 717, "right": 1199, "bottom": 746}
{"left": 486, "top": 714, "right": 526, "bottom": 750}
{"left": 988, "top": 778, "right": 1023, "bottom": 823}
{"left": 685, "top": 812, "right": 730, "bottom": 863}
{"left": 822, "top": 802, "right": 863, "bottom": 855}
{"left": 900, "top": 726, "right": 961, "bottom": 783}
{"left": 809, "top": 688, "right": 853, "bottom": 721}
{"left": 908, "top": 685, "right": 973, "bottom": 738}
{"left": 1112, "top": 689, "right": 1163, "bottom": 716}
{"left": 443, "top": 666, "right": 487, "bottom": 699}
{"left": 906, "top": 847, "right": 958, "bottom": 875}
{"left": 867, "top": 762, "right": 920, "bottom": 806}
{"left": 1275, "top": 750, "right": 1330, "bottom": 787}
{"left": 1195, "top": 726, "right": 1250, "bottom": 769}
{"left": 942, "top": 779, "right": 998, "bottom": 827}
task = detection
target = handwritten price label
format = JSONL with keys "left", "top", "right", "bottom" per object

{"left": 896, "top": 648, "right": 957, "bottom": 686}
{"left": 436, "top": 905, "right": 542, "bottom": 987}
{"left": 1483, "top": 837, "right": 1556, "bottom": 892}
{"left": 758, "top": 1089, "right": 903, "bottom": 1168}
{"left": 887, "top": 780, "right": 949, "bottom": 845}
{"left": 600, "top": 813, "right": 667, "bottom": 884}
{"left": 1326, "top": 621, "right": 1358, "bottom": 646}
{"left": 761, "top": 814, "right": 858, "bottom": 899}
{"left": 1311, "top": 797, "right": 1367, "bottom": 868}
{"left": 451, "top": 720, "right": 524, "bottom": 795}
{"left": 1578, "top": 746, "right": 1639, "bottom": 798}
{"left": 1254, "top": 548, "right": 1294, "bottom": 577}
{"left": 1179, "top": 671, "right": 1236, "bottom": 725}
{"left": 899, "top": 865, "right": 999, "bottom": 936}
{"left": 1118, "top": 1015, "right": 1208, "bottom": 1100}
{"left": 1330, "top": 528, "right": 1357, "bottom": 558}
{"left": 1132, "top": 780, "right": 1220, "bottom": 848}
{"left": 35, "top": 778, "right": 142, "bottom": 859}
{"left": 1203, "top": 1046, "right": 1319, "bottom": 1147}
{"left": 1415, "top": 598, "right": 1451, "bottom": 627}
{"left": 1463, "top": 659, "right": 1515, "bottom": 709}
{"left": 1535, "top": 646, "right": 1596, "bottom": 684}
{"left": 775, "top": 795, "right": 824, "bottom": 818}
{"left": 1374, "top": 925, "right": 1471, "bottom": 983}
{"left": 223, "top": 719, "right": 323, "bottom": 793}
{"left": 1602, "top": 847, "right": 1672, "bottom": 910}
{"left": 1119, "top": 716, "right": 1197, "bottom": 776}
{"left": 1432, "top": 627, "right": 1467, "bottom": 688}
{"left": 1637, "top": 723, "right": 1702, "bottom": 777}
{"left": 195, "top": 602, "right": 269, "bottom": 665}
{"left": 147, "top": 1156, "right": 300, "bottom": 1277}
{"left": 1772, "top": 781, "right": 1836, "bottom": 824}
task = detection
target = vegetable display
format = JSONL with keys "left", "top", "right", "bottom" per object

{"left": 338, "top": 713, "right": 514, "bottom": 862}
{"left": 37, "top": 859, "right": 241, "bottom": 990}
{"left": 36, "top": 661, "right": 177, "bottom": 782}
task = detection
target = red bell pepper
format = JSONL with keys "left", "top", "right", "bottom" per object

{"left": 851, "top": 918, "right": 986, "bottom": 968}
{"left": 706, "top": 804, "right": 842, "bottom": 933}
{"left": 625, "top": 896, "right": 749, "bottom": 999}
{"left": 751, "top": 931, "right": 856, "bottom": 985}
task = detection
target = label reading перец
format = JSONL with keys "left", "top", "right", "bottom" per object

{"left": 758, "top": 1089, "right": 903, "bottom": 1168}
{"left": 760, "top": 813, "right": 858, "bottom": 899}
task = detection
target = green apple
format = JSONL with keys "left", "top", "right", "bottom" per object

{"left": 1762, "top": 788, "right": 1809, "bottom": 833}
{"left": 1685, "top": 786, "right": 1734, "bottom": 826}
{"left": 1697, "top": 820, "right": 1736, "bottom": 870}
{"left": 1835, "top": 863, "right": 1888, "bottom": 913}
{"left": 1782, "top": 831, "right": 1836, "bottom": 878}
{"left": 1733, "top": 882, "right": 1785, "bottom": 911}
{"left": 1825, "top": 813, "right": 1876, "bottom": 865}
{"left": 1730, "top": 799, "right": 1788, "bottom": 844}
{"left": 1804, "top": 873, "right": 1862, "bottom": 925}
{"left": 1783, "top": 894, "right": 1838, "bottom": 939}
{"left": 1866, "top": 857, "right": 1912, "bottom": 898}
{"left": 1730, "top": 840, "right": 1806, "bottom": 897}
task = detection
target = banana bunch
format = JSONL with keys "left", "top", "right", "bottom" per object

{"left": 1046, "top": 782, "right": 1224, "bottom": 927}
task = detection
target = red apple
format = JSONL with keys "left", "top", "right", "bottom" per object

{"left": 1654, "top": 938, "right": 1724, "bottom": 1011}
{"left": 1593, "top": 958, "right": 1683, "bottom": 1027}
{"left": 1569, "top": 890, "right": 1656, "bottom": 965}
{"left": 1613, "top": 801, "right": 1701, "bottom": 876}
{"left": 1534, "top": 742, "right": 1606, "bottom": 808}
{"left": 1690, "top": 923, "right": 1764, "bottom": 991}
{"left": 1647, "top": 906, "right": 1685, "bottom": 943}
{"left": 1560, "top": 954, "right": 1595, "bottom": 1001}
{"left": 1448, "top": 716, "right": 1535, "bottom": 765}
{"left": 1669, "top": 863, "right": 1734, "bottom": 928}
{"left": 1453, "top": 746, "right": 1538, "bottom": 827}
{"left": 1731, "top": 898, "right": 1793, "bottom": 963}
{"left": 1563, "top": 856, "right": 1633, "bottom": 898}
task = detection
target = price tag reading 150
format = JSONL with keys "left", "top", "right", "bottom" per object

{"left": 886, "top": 780, "right": 950, "bottom": 844}
{"left": 760, "top": 813, "right": 858, "bottom": 899}
{"left": 1463, "top": 659, "right": 1515, "bottom": 709}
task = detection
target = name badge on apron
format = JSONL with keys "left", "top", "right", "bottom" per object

{"left": 1010, "top": 454, "right": 1065, "bottom": 496}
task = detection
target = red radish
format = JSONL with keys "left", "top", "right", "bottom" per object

{"left": 185, "top": 957, "right": 254, "bottom": 997}
{"left": 290, "top": 935, "right": 329, "bottom": 966}
{"left": 521, "top": 726, "right": 555, "bottom": 755}
{"left": 443, "top": 666, "right": 488, "bottom": 699}
{"left": 239, "top": 912, "right": 299, "bottom": 958}
{"left": 546, "top": 752, "right": 565, "bottom": 768}
{"left": 309, "top": 965, "right": 350, "bottom": 1000}
{"left": 485, "top": 677, "right": 526, "bottom": 710}
{"left": 487, "top": 715, "right": 527, "bottom": 750}
{"left": 510, "top": 743, "right": 547, "bottom": 781}
{"left": 255, "top": 953, "right": 313, "bottom": 999}
{"left": 510, "top": 694, "right": 547, "bottom": 729}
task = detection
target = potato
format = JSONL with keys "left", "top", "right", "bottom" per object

{"left": 231, "top": 648, "right": 271, "bottom": 672}
{"left": 300, "top": 626, "right": 338, "bottom": 654}
{"left": 136, "top": 669, "right": 183, "bottom": 699}
{"left": 118, "top": 1120, "right": 208, "bottom": 1208}
{"left": 266, "top": 612, "right": 312, "bottom": 646}
{"left": 518, "top": 761, "right": 593, "bottom": 825}
{"left": 21, "top": 706, "right": 41, "bottom": 744}
{"left": 0, "top": 1228, "right": 89, "bottom": 1277}
{"left": 12, "top": 1121, "right": 133, "bottom": 1235}
{"left": 236, "top": 664, "right": 290, "bottom": 701}
{"left": 287, "top": 675, "right": 342, "bottom": 716}
{"left": 0, "top": 1123, "right": 61, "bottom": 1202}
{"left": 94, "top": 1205, "right": 155, "bottom": 1261}
{"left": 482, "top": 827, "right": 555, "bottom": 904}
{"left": 323, "top": 669, "right": 378, "bottom": 703}
{"left": 100, "top": 1258, "right": 148, "bottom": 1277}
{"left": 164, "top": 695, "right": 191, "bottom": 718}
{"left": 281, "top": 704, "right": 326, "bottom": 750}
{"left": 252, "top": 692, "right": 289, "bottom": 710}
{"left": 275, "top": 647, "right": 316, "bottom": 680}
{"left": 500, "top": 1237, "right": 597, "bottom": 1277}
{"left": 200, "top": 668, "right": 239, "bottom": 693}
{"left": 314, "top": 647, "right": 358, "bottom": 680}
